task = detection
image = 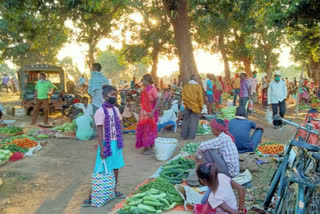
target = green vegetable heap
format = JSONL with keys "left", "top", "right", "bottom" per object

{"left": 0, "top": 135, "right": 37, "bottom": 145}
{"left": 0, "top": 149, "right": 12, "bottom": 162}
{"left": 218, "top": 106, "right": 237, "bottom": 120}
{"left": 119, "top": 177, "right": 183, "bottom": 214}
{"left": 181, "top": 143, "right": 200, "bottom": 155}
{"left": 1, "top": 144, "right": 28, "bottom": 153}
{"left": 0, "top": 126, "right": 23, "bottom": 134}
{"left": 160, "top": 157, "right": 195, "bottom": 184}
{"left": 54, "top": 121, "right": 76, "bottom": 132}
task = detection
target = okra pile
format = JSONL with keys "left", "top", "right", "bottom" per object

{"left": 159, "top": 157, "right": 195, "bottom": 184}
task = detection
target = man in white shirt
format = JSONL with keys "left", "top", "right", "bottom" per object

{"left": 268, "top": 70, "right": 287, "bottom": 129}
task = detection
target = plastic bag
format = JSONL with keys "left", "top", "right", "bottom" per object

{"left": 175, "top": 184, "right": 202, "bottom": 211}
{"left": 265, "top": 109, "right": 273, "bottom": 124}
{"left": 248, "top": 100, "right": 253, "bottom": 112}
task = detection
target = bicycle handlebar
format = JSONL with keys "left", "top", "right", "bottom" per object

{"left": 275, "top": 116, "right": 320, "bottom": 136}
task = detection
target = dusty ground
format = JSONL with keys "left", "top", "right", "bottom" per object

{"left": 0, "top": 91, "right": 308, "bottom": 214}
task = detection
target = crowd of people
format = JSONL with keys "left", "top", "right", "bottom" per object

{"left": 2, "top": 64, "right": 320, "bottom": 212}
{"left": 1, "top": 73, "right": 18, "bottom": 94}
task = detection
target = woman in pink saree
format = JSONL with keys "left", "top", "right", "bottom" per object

{"left": 136, "top": 74, "right": 160, "bottom": 155}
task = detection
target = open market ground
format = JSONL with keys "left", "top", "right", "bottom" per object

{"left": 0, "top": 91, "right": 308, "bottom": 214}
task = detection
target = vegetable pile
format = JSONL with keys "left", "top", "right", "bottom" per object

{"left": 0, "top": 149, "right": 12, "bottom": 162}
{"left": 181, "top": 143, "right": 200, "bottom": 155}
{"left": 0, "top": 144, "right": 28, "bottom": 153}
{"left": 12, "top": 138, "right": 38, "bottom": 149}
{"left": 0, "top": 126, "right": 23, "bottom": 134}
{"left": 222, "top": 93, "right": 232, "bottom": 100}
{"left": 196, "top": 123, "right": 212, "bottom": 136}
{"left": 54, "top": 122, "right": 76, "bottom": 132}
{"left": 119, "top": 179, "right": 182, "bottom": 214}
{"left": 160, "top": 157, "right": 195, "bottom": 184}
{"left": 0, "top": 135, "right": 37, "bottom": 146}
{"left": 218, "top": 106, "right": 237, "bottom": 120}
{"left": 257, "top": 143, "right": 284, "bottom": 155}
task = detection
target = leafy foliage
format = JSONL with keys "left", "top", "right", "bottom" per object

{"left": 0, "top": 0, "right": 69, "bottom": 66}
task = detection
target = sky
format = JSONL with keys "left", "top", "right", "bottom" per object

{"left": 56, "top": 39, "right": 294, "bottom": 78}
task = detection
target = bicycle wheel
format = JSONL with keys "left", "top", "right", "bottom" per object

{"left": 278, "top": 183, "right": 297, "bottom": 214}
{"left": 307, "top": 189, "right": 320, "bottom": 214}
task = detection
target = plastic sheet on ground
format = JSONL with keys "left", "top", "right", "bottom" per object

{"left": 232, "top": 169, "right": 252, "bottom": 185}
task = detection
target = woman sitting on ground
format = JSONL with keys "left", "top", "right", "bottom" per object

{"left": 122, "top": 103, "right": 138, "bottom": 128}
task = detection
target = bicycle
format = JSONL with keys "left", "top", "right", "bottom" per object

{"left": 263, "top": 116, "right": 320, "bottom": 214}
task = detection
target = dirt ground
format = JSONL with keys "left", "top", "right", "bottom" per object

{"left": 0, "top": 91, "right": 308, "bottom": 214}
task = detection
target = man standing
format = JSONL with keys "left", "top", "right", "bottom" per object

{"left": 239, "top": 72, "right": 251, "bottom": 117}
{"left": 206, "top": 74, "right": 214, "bottom": 114}
{"left": 231, "top": 73, "right": 241, "bottom": 106}
{"left": 249, "top": 71, "right": 258, "bottom": 103}
{"left": 181, "top": 75, "right": 203, "bottom": 140}
{"left": 229, "top": 107, "right": 264, "bottom": 153}
{"left": 79, "top": 75, "right": 87, "bottom": 92}
{"left": 268, "top": 70, "right": 287, "bottom": 129}
{"left": 88, "top": 63, "right": 109, "bottom": 136}
{"left": 32, "top": 73, "right": 56, "bottom": 125}
{"left": 1, "top": 74, "right": 9, "bottom": 93}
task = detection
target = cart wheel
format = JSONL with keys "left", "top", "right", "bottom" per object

{"left": 278, "top": 183, "right": 297, "bottom": 214}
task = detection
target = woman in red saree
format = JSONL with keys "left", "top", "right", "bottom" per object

{"left": 136, "top": 74, "right": 160, "bottom": 155}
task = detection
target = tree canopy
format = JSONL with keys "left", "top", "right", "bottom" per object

{"left": 0, "top": 0, "right": 319, "bottom": 82}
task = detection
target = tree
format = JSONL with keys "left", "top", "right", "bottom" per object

{"left": 0, "top": 63, "right": 16, "bottom": 77}
{"left": 252, "top": 0, "right": 283, "bottom": 78}
{"left": 96, "top": 49, "right": 127, "bottom": 83}
{"left": 162, "top": 0, "right": 199, "bottom": 84}
{"left": 63, "top": 0, "right": 128, "bottom": 67}
{"left": 191, "top": 0, "right": 234, "bottom": 82}
{"left": 271, "top": 0, "right": 320, "bottom": 81}
{"left": 123, "top": 0, "right": 174, "bottom": 86}
{"left": 0, "top": 0, "right": 68, "bottom": 66}
{"left": 59, "top": 57, "right": 82, "bottom": 80}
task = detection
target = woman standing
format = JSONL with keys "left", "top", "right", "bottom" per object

{"left": 261, "top": 75, "right": 268, "bottom": 107}
{"left": 213, "top": 75, "right": 223, "bottom": 109}
{"left": 136, "top": 74, "right": 160, "bottom": 155}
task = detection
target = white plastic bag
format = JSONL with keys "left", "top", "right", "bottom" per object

{"left": 175, "top": 184, "right": 202, "bottom": 211}
{"left": 265, "top": 109, "right": 273, "bottom": 124}
{"left": 154, "top": 138, "right": 178, "bottom": 161}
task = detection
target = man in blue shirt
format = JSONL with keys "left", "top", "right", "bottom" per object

{"left": 228, "top": 107, "right": 263, "bottom": 153}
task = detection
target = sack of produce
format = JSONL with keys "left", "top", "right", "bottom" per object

{"left": 91, "top": 160, "right": 115, "bottom": 207}
{"left": 155, "top": 138, "right": 178, "bottom": 161}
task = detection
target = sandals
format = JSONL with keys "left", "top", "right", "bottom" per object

{"left": 143, "top": 149, "right": 154, "bottom": 155}
{"left": 115, "top": 191, "right": 126, "bottom": 199}
{"left": 81, "top": 199, "right": 91, "bottom": 207}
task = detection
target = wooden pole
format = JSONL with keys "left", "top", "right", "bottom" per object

{"left": 295, "top": 63, "right": 305, "bottom": 119}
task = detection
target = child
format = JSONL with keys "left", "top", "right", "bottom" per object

{"left": 79, "top": 96, "right": 93, "bottom": 117}
{"left": 196, "top": 163, "right": 245, "bottom": 214}
{"left": 82, "top": 85, "right": 125, "bottom": 207}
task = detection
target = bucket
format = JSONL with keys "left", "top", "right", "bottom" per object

{"left": 154, "top": 137, "right": 178, "bottom": 161}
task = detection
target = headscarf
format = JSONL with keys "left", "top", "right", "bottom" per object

{"left": 88, "top": 71, "right": 109, "bottom": 96}
{"left": 210, "top": 119, "right": 235, "bottom": 142}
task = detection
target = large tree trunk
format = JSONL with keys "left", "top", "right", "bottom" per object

{"left": 218, "top": 34, "right": 231, "bottom": 82}
{"left": 162, "top": 0, "right": 199, "bottom": 85}
{"left": 242, "top": 57, "right": 252, "bottom": 76}
{"left": 87, "top": 42, "right": 96, "bottom": 68}
{"left": 151, "top": 45, "right": 160, "bottom": 87}
{"left": 309, "top": 56, "right": 320, "bottom": 82}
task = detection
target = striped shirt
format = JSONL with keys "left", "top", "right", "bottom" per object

{"left": 197, "top": 132, "right": 240, "bottom": 177}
